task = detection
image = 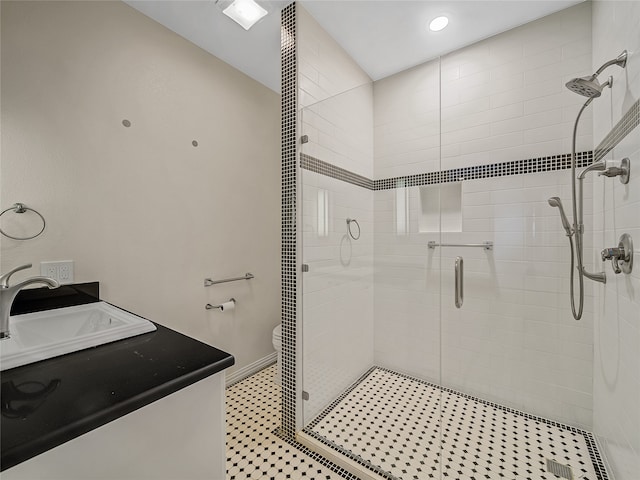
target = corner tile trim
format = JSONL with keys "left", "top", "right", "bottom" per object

{"left": 280, "top": 2, "right": 298, "bottom": 440}
{"left": 594, "top": 98, "right": 640, "bottom": 161}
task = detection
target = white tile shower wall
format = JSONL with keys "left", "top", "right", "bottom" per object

{"left": 298, "top": 5, "right": 375, "bottom": 421}
{"left": 373, "top": 2, "right": 593, "bottom": 178}
{"left": 440, "top": 2, "right": 593, "bottom": 170}
{"left": 373, "top": 61, "right": 440, "bottom": 179}
{"left": 591, "top": 2, "right": 640, "bottom": 479}
{"left": 297, "top": 6, "right": 371, "bottom": 110}
{"left": 298, "top": 6, "right": 373, "bottom": 178}
{"left": 302, "top": 170, "right": 374, "bottom": 421}
{"left": 374, "top": 169, "right": 596, "bottom": 430}
{"left": 302, "top": 84, "right": 374, "bottom": 179}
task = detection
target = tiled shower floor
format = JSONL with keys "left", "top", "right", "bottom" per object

{"left": 227, "top": 365, "right": 609, "bottom": 480}
{"left": 303, "top": 367, "right": 609, "bottom": 480}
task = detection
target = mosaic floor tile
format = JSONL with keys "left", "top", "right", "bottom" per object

{"left": 227, "top": 365, "right": 609, "bottom": 480}
{"left": 305, "top": 367, "right": 609, "bottom": 480}
{"left": 226, "top": 365, "right": 355, "bottom": 480}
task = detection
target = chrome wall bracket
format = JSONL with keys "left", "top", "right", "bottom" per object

{"left": 598, "top": 157, "right": 630, "bottom": 184}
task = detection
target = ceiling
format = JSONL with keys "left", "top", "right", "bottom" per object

{"left": 125, "top": 0, "right": 585, "bottom": 93}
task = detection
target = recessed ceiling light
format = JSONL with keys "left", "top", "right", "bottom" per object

{"left": 429, "top": 16, "right": 449, "bottom": 32}
{"left": 220, "top": 0, "right": 268, "bottom": 31}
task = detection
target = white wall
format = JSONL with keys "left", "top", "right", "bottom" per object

{"left": 298, "top": 6, "right": 375, "bottom": 421}
{"left": 373, "top": 2, "right": 595, "bottom": 429}
{"left": 591, "top": 2, "right": 640, "bottom": 479}
{"left": 0, "top": 0, "right": 281, "bottom": 378}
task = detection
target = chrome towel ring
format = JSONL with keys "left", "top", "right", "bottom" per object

{"left": 346, "top": 218, "right": 360, "bottom": 240}
{"left": 0, "top": 203, "right": 46, "bottom": 240}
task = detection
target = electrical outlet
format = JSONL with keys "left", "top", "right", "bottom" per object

{"left": 58, "top": 261, "right": 74, "bottom": 283}
{"left": 40, "top": 261, "right": 74, "bottom": 285}
{"left": 41, "top": 262, "right": 58, "bottom": 279}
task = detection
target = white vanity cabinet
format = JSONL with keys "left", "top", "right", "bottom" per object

{"left": 2, "top": 372, "right": 226, "bottom": 480}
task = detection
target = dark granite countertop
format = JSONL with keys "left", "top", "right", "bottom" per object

{"left": 0, "top": 283, "right": 234, "bottom": 471}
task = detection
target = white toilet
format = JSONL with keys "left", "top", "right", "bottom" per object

{"left": 272, "top": 324, "right": 282, "bottom": 385}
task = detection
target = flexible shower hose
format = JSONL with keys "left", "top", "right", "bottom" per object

{"left": 566, "top": 233, "right": 584, "bottom": 320}
{"left": 568, "top": 98, "right": 592, "bottom": 321}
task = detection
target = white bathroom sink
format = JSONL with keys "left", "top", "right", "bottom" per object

{"left": 0, "top": 302, "right": 157, "bottom": 371}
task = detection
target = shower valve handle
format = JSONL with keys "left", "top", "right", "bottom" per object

{"left": 601, "top": 247, "right": 624, "bottom": 273}
{"left": 601, "top": 234, "right": 634, "bottom": 275}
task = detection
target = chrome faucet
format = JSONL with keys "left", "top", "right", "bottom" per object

{"left": 0, "top": 264, "right": 59, "bottom": 340}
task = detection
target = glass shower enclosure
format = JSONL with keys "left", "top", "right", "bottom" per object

{"left": 296, "top": 33, "right": 603, "bottom": 480}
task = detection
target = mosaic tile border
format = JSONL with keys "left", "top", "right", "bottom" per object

{"left": 280, "top": 2, "right": 298, "bottom": 440}
{"left": 594, "top": 98, "right": 640, "bottom": 161}
{"left": 374, "top": 152, "right": 593, "bottom": 190}
{"left": 301, "top": 154, "right": 374, "bottom": 190}
{"left": 300, "top": 98, "right": 639, "bottom": 192}
{"left": 300, "top": 152, "right": 594, "bottom": 191}
{"left": 303, "top": 366, "right": 610, "bottom": 480}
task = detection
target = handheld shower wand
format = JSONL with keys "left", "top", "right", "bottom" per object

{"left": 547, "top": 197, "right": 572, "bottom": 236}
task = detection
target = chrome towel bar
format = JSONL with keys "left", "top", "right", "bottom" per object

{"left": 428, "top": 241, "right": 493, "bottom": 251}
{"left": 204, "top": 273, "right": 254, "bottom": 287}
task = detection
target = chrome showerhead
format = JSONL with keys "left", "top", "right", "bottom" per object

{"left": 565, "top": 50, "right": 627, "bottom": 98}
{"left": 548, "top": 197, "right": 572, "bottom": 236}
{"left": 565, "top": 76, "right": 605, "bottom": 98}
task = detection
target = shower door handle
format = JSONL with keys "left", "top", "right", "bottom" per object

{"left": 455, "top": 256, "right": 463, "bottom": 308}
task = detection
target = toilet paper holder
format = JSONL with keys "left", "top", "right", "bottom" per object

{"left": 206, "top": 298, "right": 236, "bottom": 311}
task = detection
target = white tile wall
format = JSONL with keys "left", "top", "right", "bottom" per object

{"left": 373, "top": 2, "right": 593, "bottom": 177}
{"left": 591, "top": 3, "right": 640, "bottom": 478}
{"left": 297, "top": 6, "right": 371, "bottom": 110}
{"left": 302, "top": 84, "right": 374, "bottom": 178}
{"left": 373, "top": 61, "right": 440, "bottom": 179}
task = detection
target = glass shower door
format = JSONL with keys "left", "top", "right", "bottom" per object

{"left": 298, "top": 58, "right": 445, "bottom": 478}
{"left": 299, "top": 84, "right": 376, "bottom": 428}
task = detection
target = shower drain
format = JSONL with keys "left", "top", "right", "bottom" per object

{"left": 546, "top": 458, "right": 575, "bottom": 479}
